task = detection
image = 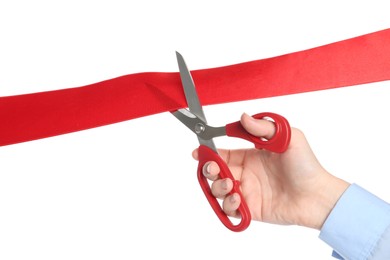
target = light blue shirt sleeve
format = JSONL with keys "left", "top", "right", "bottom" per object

{"left": 319, "top": 184, "right": 390, "bottom": 260}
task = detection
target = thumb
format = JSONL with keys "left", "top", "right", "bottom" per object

{"left": 240, "top": 113, "right": 276, "bottom": 140}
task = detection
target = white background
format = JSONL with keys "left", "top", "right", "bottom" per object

{"left": 1, "top": 1, "right": 390, "bottom": 259}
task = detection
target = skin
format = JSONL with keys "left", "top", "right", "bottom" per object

{"left": 192, "top": 113, "right": 350, "bottom": 230}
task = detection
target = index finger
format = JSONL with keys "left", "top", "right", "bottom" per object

{"left": 193, "top": 148, "right": 248, "bottom": 168}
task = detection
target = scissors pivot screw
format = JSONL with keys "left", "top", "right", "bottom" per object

{"left": 195, "top": 123, "right": 205, "bottom": 134}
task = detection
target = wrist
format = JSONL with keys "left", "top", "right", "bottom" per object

{"left": 296, "top": 171, "right": 350, "bottom": 230}
{"left": 311, "top": 173, "right": 350, "bottom": 230}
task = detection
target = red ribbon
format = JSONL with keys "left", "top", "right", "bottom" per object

{"left": 1, "top": 29, "right": 390, "bottom": 146}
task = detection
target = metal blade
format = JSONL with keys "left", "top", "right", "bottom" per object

{"left": 176, "top": 51, "right": 207, "bottom": 124}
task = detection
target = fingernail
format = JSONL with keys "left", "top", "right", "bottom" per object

{"left": 205, "top": 163, "right": 211, "bottom": 175}
{"left": 242, "top": 112, "right": 249, "bottom": 117}
{"left": 222, "top": 179, "right": 229, "bottom": 190}
{"left": 230, "top": 193, "right": 237, "bottom": 203}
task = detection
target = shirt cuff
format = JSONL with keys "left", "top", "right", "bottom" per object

{"left": 319, "top": 184, "right": 390, "bottom": 260}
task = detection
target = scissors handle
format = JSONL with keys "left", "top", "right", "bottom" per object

{"left": 197, "top": 145, "right": 251, "bottom": 232}
{"left": 225, "top": 112, "right": 291, "bottom": 153}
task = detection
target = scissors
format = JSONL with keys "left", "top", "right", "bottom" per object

{"left": 171, "top": 52, "right": 291, "bottom": 232}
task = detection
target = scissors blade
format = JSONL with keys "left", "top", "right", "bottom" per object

{"left": 176, "top": 51, "right": 207, "bottom": 124}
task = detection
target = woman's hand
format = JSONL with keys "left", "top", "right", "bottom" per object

{"left": 192, "top": 113, "right": 349, "bottom": 230}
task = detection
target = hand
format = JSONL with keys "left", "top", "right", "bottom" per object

{"left": 192, "top": 113, "right": 349, "bottom": 230}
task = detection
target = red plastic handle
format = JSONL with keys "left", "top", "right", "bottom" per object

{"left": 225, "top": 112, "right": 291, "bottom": 153}
{"left": 197, "top": 145, "right": 251, "bottom": 232}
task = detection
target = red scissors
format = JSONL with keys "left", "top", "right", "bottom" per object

{"left": 171, "top": 52, "right": 291, "bottom": 232}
